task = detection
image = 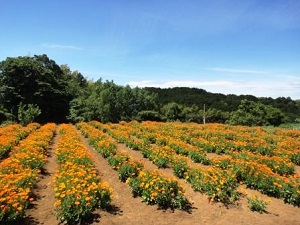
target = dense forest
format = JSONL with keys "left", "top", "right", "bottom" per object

{"left": 0, "top": 54, "right": 299, "bottom": 126}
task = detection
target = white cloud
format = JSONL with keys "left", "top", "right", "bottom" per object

{"left": 208, "top": 67, "right": 268, "bottom": 74}
{"left": 165, "top": 80, "right": 234, "bottom": 87}
{"left": 41, "top": 43, "right": 83, "bottom": 50}
{"left": 127, "top": 80, "right": 163, "bottom": 87}
{"left": 127, "top": 76, "right": 300, "bottom": 99}
{"left": 128, "top": 80, "right": 235, "bottom": 88}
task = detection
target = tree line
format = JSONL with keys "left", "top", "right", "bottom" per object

{"left": 0, "top": 54, "right": 299, "bottom": 126}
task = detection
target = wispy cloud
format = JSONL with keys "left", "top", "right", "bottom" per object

{"left": 41, "top": 43, "right": 83, "bottom": 50}
{"left": 208, "top": 68, "right": 268, "bottom": 74}
{"left": 164, "top": 80, "right": 234, "bottom": 87}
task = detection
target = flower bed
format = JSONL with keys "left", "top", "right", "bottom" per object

{"left": 0, "top": 123, "right": 55, "bottom": 223}
{"left": 53, "top": 124, "right": 113, "bottom": 223}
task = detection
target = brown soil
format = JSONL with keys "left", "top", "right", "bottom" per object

{"left": 207, "top": 152, "right": 223, "bottom": 160}
{"left": 295, "top": 166, "right": 300, "bottom": 176}
{"left": 22, "top": 127, "right": 300, "bottom": 225}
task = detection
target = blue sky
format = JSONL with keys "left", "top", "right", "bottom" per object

{"left": 1, "top": 0, "right": 300, "bottom": 99}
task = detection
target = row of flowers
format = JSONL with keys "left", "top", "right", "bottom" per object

{"left": 94, "top": 121, "right": 300, "bottom": 206}
{"left": 0, "top": 123, "right": 56, "bottom": 223}
{"left": 76, "top": 122, "right": 190, "bottom": 210}
{"left": 0, "top": 123, "right": 40, "bottom": 159}
{"left": 53, "top": 124, "right": 113, "bottom": 224}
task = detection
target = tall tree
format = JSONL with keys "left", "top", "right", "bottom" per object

{"left": 0, "top": 54, "right": 71, "bottom": 123}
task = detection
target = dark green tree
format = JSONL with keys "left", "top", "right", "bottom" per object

{"left": 0, "top": 54, "right": 73, "bottom": 123}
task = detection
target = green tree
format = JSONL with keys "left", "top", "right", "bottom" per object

{"left": 0, "top": 54, "right": 72, "bottom": 123}
{"left": 227, "top": 99, "right": 285, "bottom": 126}
{"left": 68, "top": 80, "right": 158, "bottom": 123}
{"left": 161, "top": 102, "right": 183, "bottom": 121}
{"left": 181, "top": 105, "right": 202, "bottom": 123}
{"left": 136, "top": 110, "right": 162, "bottom": 121}
{"left": 206, "top": 108, "right": 229, "bottom": 123}
{"left": 60, "top": 64, "right": 88, "bottom": 97}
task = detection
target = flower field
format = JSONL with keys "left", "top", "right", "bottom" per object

{"left": 0, "top": 121, "right": 299, "bottom": 224}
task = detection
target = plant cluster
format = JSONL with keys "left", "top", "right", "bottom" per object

{"left": 186, "top": 167, "right": 239, "bottom": 204}
{"left": 213, "top": 157, "right": 300, "bottom": 206}
{"left": 247, "top": 195, "right": 269, "bottom": 213}
{"left": 127, "top": 170, "right": 189, "bottom": 209}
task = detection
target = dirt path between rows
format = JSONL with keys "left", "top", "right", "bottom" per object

{"left": 20, "top": 126, "right": 300, "bottom": 225}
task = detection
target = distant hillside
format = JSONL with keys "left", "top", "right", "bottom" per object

{"left": 144, "top": 87, "right": 300, "bottom": 122}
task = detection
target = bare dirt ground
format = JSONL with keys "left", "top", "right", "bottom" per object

{"left": 295, "top": 165, "right": 300, "bottom": 176}
{"left": 21, "top": 127, "right": 300, "bottom": 225}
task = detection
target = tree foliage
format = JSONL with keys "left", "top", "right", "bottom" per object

{"left": 145, "top": 87, "right": 300, "bottom": 123}
{"left": 0, "top": 55, "right": 77, "bottom": 123}
{"left": 68, "top": 80, "right": 158, "bottom": 123}
{"left": 227, "top": 100, "right": 286, "bottom": 126}
{"left": 18, "top": 102, "right": 41, "bottom": 125}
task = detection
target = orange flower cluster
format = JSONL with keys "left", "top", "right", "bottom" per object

{"left": 0, "top": 123, "right": 40, "bottom": 158}
{"left": 0, "top": 123, "right": 56, "bottom": 223}
{"left": 53, "top": 124, "right": 113, "bottom": 223}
